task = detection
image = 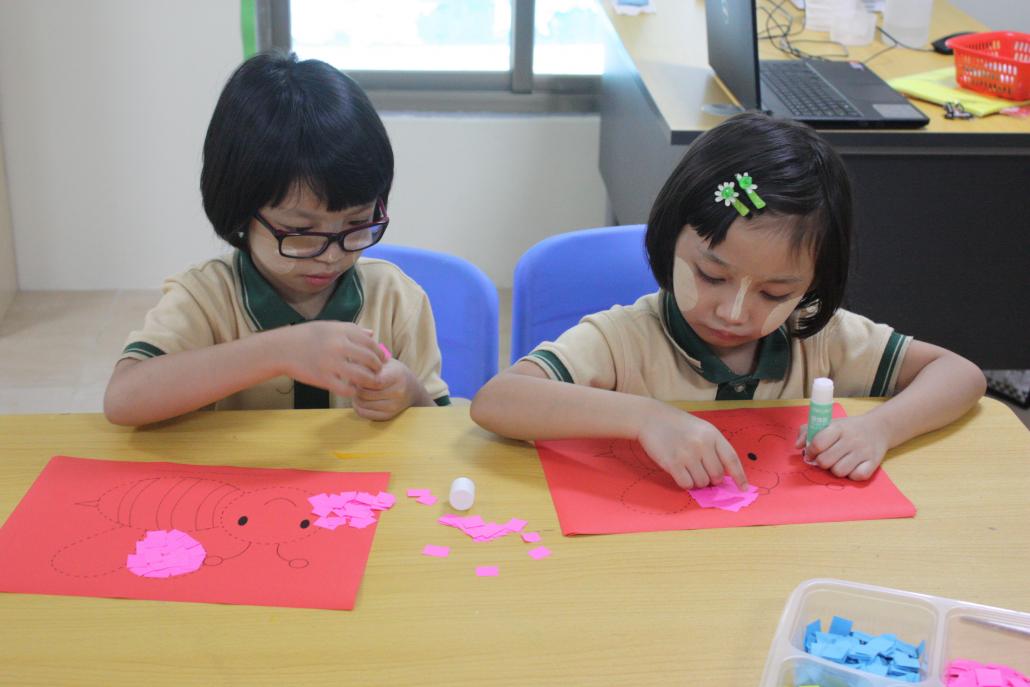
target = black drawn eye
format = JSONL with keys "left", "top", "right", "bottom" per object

{"left": 747, "top": 452, "right": 758, "bottom": 461}
{"left": 237, "top": 516, "right": 249, "bottom": 526}
{"left": 299, "top": 519, "right": 310, "bottom": 529}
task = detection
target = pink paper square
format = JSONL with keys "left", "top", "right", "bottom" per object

{"left": 421, "top": 545, "right": 450, "bottom": 558}
{"left": 416, "top": 494, "right": 438, "bottom": 506}
{"left": 475, "top": 566, "right": 499, "bottom": 577}
{"left": 406, "top": 488, "right": 431, "bottom": 498}
{"left": 521, "top": 531, "right": 541, "bottom": 543}
{"left": 527, "top": 546, "right": 551, "bottom": 560}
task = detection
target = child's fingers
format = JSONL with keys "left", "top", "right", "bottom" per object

{"left": 806, "top": 423, "right": 840, "bottom": 459}
{"left": 338, "top": 360, "right": 379, "bottom": 388}
{"left": 848, "top": 459, "right": 879, "bottom": 481}
{"left": 352, "top": 402, "right": 393, "bottom": 422}
{"left": 666, "top": 463, "right": 695, "bottom": 490}
{"left": 715, "top": 435, "right": 748, "bottom": 490}
{"left": 699, "top": 450, "right": 726, "bottom": 485}
{"left": 681, "top": 458, "right": 711, "bottom": 489}
{"left": 795, "top": 425, "right": 807, "bottom": 448}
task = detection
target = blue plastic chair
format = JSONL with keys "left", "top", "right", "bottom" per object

{"left": 363, "top": 244, "right": 498, "bottom": 399}
{"left": 510, "top": 225, "right": 657, "bottom": 363}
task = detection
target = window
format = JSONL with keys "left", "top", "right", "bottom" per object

{"left": 252, "top": 0, "right": 605, "bottom": 111}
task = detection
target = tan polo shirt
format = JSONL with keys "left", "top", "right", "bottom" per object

{"left": 524, "top": 291, "right": 910, "bottom": 401}
{"left": 121, "top": 251, "right": 450, "bottom": 409}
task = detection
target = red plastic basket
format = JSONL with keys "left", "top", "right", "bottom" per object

{"left": 946, "top": 31, "right": 1030, "bottom": 101}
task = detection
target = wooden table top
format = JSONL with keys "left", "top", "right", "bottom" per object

{"left": 0, "top": 397, "right": 1027, "bottom": 685}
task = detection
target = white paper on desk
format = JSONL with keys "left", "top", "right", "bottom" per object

{"left": 610, "top": 0, "right": 656, "bottom": 16}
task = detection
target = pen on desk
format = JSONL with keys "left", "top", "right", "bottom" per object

{"left": 804, "top": 377, "right": 834, "bottom": 464}
{"left": 959, "top": 615, "right": 1030, "bottom": 637}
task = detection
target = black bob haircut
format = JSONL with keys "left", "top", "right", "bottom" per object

{"left": 201, "top": 51, "right": 393, "bottom": 251}
{"left": 645, "top": 112, "right": 852, "bottom": 338}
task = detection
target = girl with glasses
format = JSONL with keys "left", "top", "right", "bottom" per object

{"left": 104, "top": 52, "right": 450, "bottom": 426}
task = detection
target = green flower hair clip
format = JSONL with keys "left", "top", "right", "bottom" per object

{"left": 735, "top": 172, "right": 766, "bottom": 210}
{"left": 714, "top": 181, "right": 749, "bottom": 217}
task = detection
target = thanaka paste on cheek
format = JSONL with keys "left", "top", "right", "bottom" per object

{"left": 760, "top": 295, "right": 804, "bottom": 336}
{"left": 672, "top": 256, "right": 700, "bottom": 312}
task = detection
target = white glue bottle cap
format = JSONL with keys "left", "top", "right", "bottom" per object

{"left": 811, "top": 377, "right": 834, "bottom": 404}
{"left": 448, "top": 477, "right": 475, "bottom": 511}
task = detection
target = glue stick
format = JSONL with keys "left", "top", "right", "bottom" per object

{"left": 806, "top": 377, "right": 834, "bottom": 449}
{"left": 448, "top": 477, "right": 475, "bottom": 511}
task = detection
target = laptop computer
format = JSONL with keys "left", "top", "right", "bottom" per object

{"left": 705, "top": 0, "right": 929, "bottom": 128}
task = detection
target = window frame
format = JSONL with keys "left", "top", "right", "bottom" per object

{"left": 254, "top": 0, "right": 602, "bottom": 113}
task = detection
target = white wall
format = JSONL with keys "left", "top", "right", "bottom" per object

{"left": 0, "top": 131, "right": 15, "bottom": 318}
{"left": 0, "top": 1, "right": 606, "bottom": 291}
{"left": 948, "top": 0, "right": 1030, "bottom": 33}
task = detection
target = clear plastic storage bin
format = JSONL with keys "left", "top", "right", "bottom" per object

{"left": 761, "top": 579, "right": 1030, "bottom": 686}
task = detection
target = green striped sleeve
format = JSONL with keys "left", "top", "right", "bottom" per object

{"left": 122, "top": 341, "right": 166, "bottom": 359}
{"left": 525, "top": 350, "right": 574, "bottom": 383}
{"left": 870, "top": 331, "right": 908, "bottom": 396}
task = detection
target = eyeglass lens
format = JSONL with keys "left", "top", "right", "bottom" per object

{"left": 280, "top": 224, "right": 386, "bottom": 258}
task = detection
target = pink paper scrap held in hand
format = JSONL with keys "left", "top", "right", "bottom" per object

{"left": 687, "top": 476, "right": 759, "bottom": 512}
{"left": 439, "top": 514, "right": 527, "bottom": 542}
{"left": 475, "top": 566, "right": 499, "bottom": 577}
{"left": 422, "top": 544, "right": 450, "bottom": 558}
{"left": 308, "top": 491, "right": 395, "bottom": 530}
{"left": 126, "top": 529, "right": 206, "bottom": 578}
{"left": 527, "top": 546, "right": 551, "bottom": 560}
{"left": 378, "top": 343, "right": 392, "bottom": 360}
{"left": 521, "top": 531, "right": 541, "bottom": 543}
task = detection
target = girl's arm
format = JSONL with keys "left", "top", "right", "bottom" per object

{"left": 472, "top": 361, "right": 661, "bottom": 440}
{"left": 104, "top": 321, "right": 384, "bottom": 426}
{"left": 864, "top": 340, "right": 986, "bottom": 447}
{"left": 804, "top": 340, "right": 986, "bottom": 479}
{"left": 471, "top": 362, "right": 748, "bottom": 489}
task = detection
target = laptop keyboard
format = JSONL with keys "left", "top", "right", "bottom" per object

{"left": 762, "top": 62, "right": 863, "bottom": 118}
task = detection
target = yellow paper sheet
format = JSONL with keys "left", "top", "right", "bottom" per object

{"left": 888, "top": 67, "right": 1030, "bottom": 117}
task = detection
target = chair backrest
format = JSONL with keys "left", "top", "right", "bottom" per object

{"left": 510, "top": 225, "right": 657, "bottom": 363}
{"left": 363, "top": 244, "right": 498, "bottom": 400}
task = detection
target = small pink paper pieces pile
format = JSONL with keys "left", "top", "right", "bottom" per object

{"left": 126, "top": 529, "right": 206, "bottom": 578}
{"left": 422, "top": 544, "right": 450, "bottom": 558}
{"left": 687, "top": 476, "right": 759, "bottom": 512}
{"left": 308, "top": 491, "right": 395, "bottom": 530}
{"left": 438, "top": 514, "right": 527, "bottom": 542}
{"left": 946, "top": 660, "right": 1030, "bottom": 687}
{"left": 406, "top": 488, "right": 438, "bottom": 506}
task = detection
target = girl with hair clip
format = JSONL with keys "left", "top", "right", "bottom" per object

{"left": 105, "top": 51, "right": 450, "bottom": 426}
{"left": 472, "top": 112, "right": 984, "bottom": 489}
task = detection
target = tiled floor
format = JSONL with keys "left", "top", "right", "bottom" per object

{"left": 1, "top": 290, "right": 1028, "bottom": 430}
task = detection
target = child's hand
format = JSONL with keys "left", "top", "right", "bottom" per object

{"left": 637, "top": 408, "right": 748, "bottom": 490}
{"left": 281, "top": 321, "right": 385, "bottom": 397}
{"left": 352, "top": 358, "right": 426, "bottom": 421}
{"left": 795, "top": 415, "right": 889, "bottom": 481}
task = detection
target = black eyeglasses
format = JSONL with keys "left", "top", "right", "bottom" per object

{"left": 253, "top": 198, "right": 389, "bottom": 259}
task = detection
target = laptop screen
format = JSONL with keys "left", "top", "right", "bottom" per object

{"left": 705, "top": 0, "right": 761, "bottom": 110}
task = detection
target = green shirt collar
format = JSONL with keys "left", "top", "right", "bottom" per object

{"left": 660, "top": 290, "right": 790, "bottom": 385}
{"left": 236, "top": 251, "right": 363, "bottom": 330}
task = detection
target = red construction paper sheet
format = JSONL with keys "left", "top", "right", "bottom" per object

{"left": 0, "top": 456, "right": 390, "bottom": 610}
{"left": 535, "top": 404, "right": 916, "bottom": 535}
